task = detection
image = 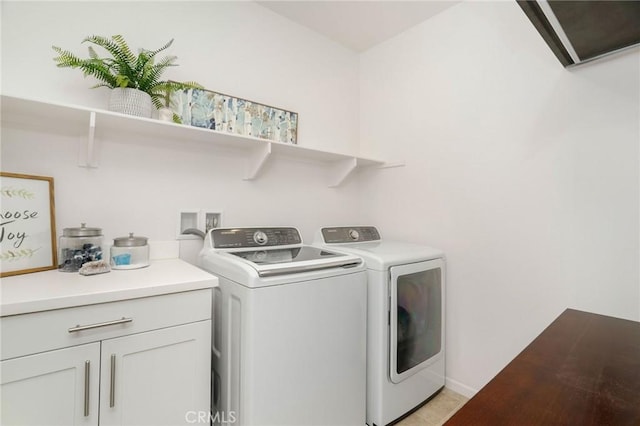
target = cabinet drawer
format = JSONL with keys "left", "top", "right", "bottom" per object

{"left": 1, "top": 289, "right": 212, "bottom": 360}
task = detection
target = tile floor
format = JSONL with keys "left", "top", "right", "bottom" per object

{"left": 395, "top": 388, "right": 469, "bottom": 426}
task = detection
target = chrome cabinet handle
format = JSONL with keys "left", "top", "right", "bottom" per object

{"left": 110, "top": 354, "right": 116, "bottom": 408}
{"left": 68, "top": 317, "right": 133, "bottom": 333}
{"left": 84, "top": 360, "right": 90, "bottom": 417}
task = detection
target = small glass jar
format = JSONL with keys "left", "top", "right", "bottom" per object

{"left": 58, "top": 223, "right": 103, "bottom": 272}
{"left": 110, "top": 233, "right": 149, "bottom": 270}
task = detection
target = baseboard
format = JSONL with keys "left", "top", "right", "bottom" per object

{"left": 445, "top": 377, "right": 478, "bottom": 398}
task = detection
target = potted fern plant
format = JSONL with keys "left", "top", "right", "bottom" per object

{"left": 52, "top": 35, "right": 201, "bottom": 119}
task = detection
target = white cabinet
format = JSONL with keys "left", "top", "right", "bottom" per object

{"left": 99, "top": 322, "right": 210, "bottom": 426}
{"left": 1, "top": 343, "right": 100, "bottom": 426}
{"left": 1, "top": 289, "right": 212, "bottom": 426}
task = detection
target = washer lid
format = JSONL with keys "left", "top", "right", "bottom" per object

{"left": 226, "top": 246, "right": 362, "bottom": 277}
{"left": 201, "top": 227, "right": 363, "bottom": 279}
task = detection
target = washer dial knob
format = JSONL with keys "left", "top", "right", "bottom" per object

{"left": 348, "top": 229, "right": 360, "bottom": 241}
{"left": 253, "top": 231, "right": 268, "bottom": 245}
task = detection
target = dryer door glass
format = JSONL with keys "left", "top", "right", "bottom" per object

{"left": 389, "top": 259, "right": 444, "bottom": 383}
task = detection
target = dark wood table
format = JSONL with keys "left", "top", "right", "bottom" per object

{"left": 445, "top": 309, "right": 640, "bottom": 425}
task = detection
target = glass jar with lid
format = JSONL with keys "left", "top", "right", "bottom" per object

{"left": 110, "top": 233, "right": 150, "bottom": 269}
{"left": 58, "top": 223, "right": 103, "bottom": 272}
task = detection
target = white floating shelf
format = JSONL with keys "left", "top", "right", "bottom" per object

{"left": 1, "top": 95, "right": 391, "bottom": 187}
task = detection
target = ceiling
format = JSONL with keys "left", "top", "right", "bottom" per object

{"left": 257, "top": 1, "right": 459, "bottom": 52}
{"left": 257, "top": 1, "right": 640, "bottom": 64}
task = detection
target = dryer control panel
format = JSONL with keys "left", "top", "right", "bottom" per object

{"left": 321, "top": 226, "right": 380, "bottom": 243}
{"left": 212, "top": 227, "right": 302, "bottom": 248}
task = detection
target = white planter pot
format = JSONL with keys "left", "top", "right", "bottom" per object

{"left": 108, "top": 88, "right": 152, "bottom": 118}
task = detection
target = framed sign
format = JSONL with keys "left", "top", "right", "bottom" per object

{"left": 0, "top": 172, "right": 57, "bottom": 277}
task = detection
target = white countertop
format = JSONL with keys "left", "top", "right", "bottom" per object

{"left": 0, "top": 259, "right": 218, "bottom": 316}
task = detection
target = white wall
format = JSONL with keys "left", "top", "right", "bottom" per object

{"left": 1, "top": 1, "right": 362, "bottom": 247}
{"left": 358, "top": 1, "right": 639, "bottom": 395}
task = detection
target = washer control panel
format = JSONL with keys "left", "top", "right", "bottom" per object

{"left": 212, "top": 227, "right": 302, "bottom": 248}
{"left": 253, "top": 231, "right": 268, "bottom": 245}
{"left": 321, "top": 226, "right": 380, "bottom": 243}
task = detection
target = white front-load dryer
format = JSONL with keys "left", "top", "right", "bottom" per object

{"left": 315, "top": 226, "right": 445, "bottom": 426}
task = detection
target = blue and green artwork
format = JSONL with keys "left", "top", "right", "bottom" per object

{"left": 171, "top": 88, "right": 298, "bottom": 144}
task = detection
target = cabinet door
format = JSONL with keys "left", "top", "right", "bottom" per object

{"left": 99, "top": 320, "right": 211, "bottom": 426}
{"left": 1, "top": 342, "right": 100, "bottom": 426}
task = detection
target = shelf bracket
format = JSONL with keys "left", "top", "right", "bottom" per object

{"left": 78, "top": 111, "right": 98, "bottom": 168}
{"left": 378, "top": 161, "right": 406, "bottom": 169}
{"left": 244, "top": 142, "right": 272, "bottom": 180}
{"left": 329, "top": 157, "right": 358, "bottom": 188}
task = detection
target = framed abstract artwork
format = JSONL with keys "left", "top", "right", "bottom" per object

{"left": 171, "top": 87, "right": 298, "bottom": 144}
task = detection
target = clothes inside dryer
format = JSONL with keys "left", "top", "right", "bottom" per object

{"left": 395, "top": 268, "right": 442, "bottom": 375}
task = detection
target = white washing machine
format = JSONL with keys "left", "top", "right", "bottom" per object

{"left": 315, "top": 226, "right": 445, "bottom": 426}
{"left": 198, "top": 227, "right": 367, "bottom": 426}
